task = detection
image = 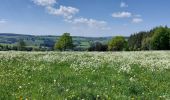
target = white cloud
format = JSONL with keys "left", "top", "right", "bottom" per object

{"left": 120, "top": 2, "right": 128, "bottom": 8}
{"left": 132, "top": 18, "right": 143, "bottom": 23}
{"left": 31, "top": 0, "right": 110, "bottom": 32}
{"left": 112, "top": 12, "right": 132, "bottom": 18}
{"left": 73, "top": 18, "right": 106, "bottom": 27}
{"left": 46, "top": 6, "right": 79, "bottom": 19}
{"left": 0, "top": 19, "right": 7, "bottom": 24}
{"left": 32, "top": 0, "right": 56, "bottom": 6}
{"left": 32, "top": 0, "right": 79, "bottom": 19}
{"left": 67, "top": 17, "right": 110, "bottom": 30}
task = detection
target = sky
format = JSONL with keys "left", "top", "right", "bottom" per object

{"left": 0, "top": 0, "right": 170, "bottom": 37}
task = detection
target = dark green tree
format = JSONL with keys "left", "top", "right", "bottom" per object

{"left": 108, "top": 36, "right": 127, "bottom": 51}
{"left": 128, "top": 32, "right": 147, "bottom": 50}
{"left": 54, "top": 33, "right": 73, "bottom": 51}
{"left": 127, "top": 26, "right": 170, "bottom": 50}
{"left": 150, "top": 26, "right": 170, "bottom": 50}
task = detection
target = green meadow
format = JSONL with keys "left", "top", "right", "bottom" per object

{"left": 0, "top": 51, "right": 170, "bottom": 99}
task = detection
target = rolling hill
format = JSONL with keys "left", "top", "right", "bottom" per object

{"left": 0, "top": 33, "right": 113, "bottom": 50}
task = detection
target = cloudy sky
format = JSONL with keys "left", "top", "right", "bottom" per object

{"left": 0, "top": 0, "right": 170, "bottom": 37}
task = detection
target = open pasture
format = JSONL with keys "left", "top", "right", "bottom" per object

{"left": 0, "top": 51, "right": 170, "bottom": 99}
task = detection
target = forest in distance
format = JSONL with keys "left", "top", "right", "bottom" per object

{"left": 0, "top": 25, "right": 170, "bottom": 51}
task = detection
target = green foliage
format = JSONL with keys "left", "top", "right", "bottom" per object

{"left": 108, "top": 36, "right": 127, "bottom": 51}
{"left": 0, "top": 33, "right": 111, "bottom": 51}
{"left": 1, "top": 26, "right": 170, "bottom": 51}
{"left": 128, "top": 32, "right": 148, "bottom": 51}
{"left": 142, "top": 37, "right": 151, "bottom": 50}
{"left": 128, "top": 26, "right": 170, "bottom": 50}
{"left": 17, "top": 39, "right": 26, "bottom": 51}
{"left": 54, "top": 33, "right": 73, "bottom": 51}
{"left": 150, "top": 26, "right": 170, "bottom": 50}
{"left": 88, "top": 42, "right": 108, "bottom": 51}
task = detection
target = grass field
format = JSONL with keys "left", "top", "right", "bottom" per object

{"left": 0, "top": 51, "right": 170, "bottom": 99}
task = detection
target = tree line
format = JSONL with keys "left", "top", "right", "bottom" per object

{"left": 0, "top": 26, "right": 169, "bottom": 51}
{"left": 128, "top": 26, "right": 170, "bottom": 51}
{"left": 54, "top": 26, "right": 169, "bottom": 51}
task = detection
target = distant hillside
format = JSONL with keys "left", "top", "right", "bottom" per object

{"left": 0, "top": 33, "right": 113, "bottom": 49}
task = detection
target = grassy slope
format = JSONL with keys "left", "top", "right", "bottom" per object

{"left": 0, "top": 51, "right": 169, "bottom": 99}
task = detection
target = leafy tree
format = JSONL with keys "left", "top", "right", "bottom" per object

{"left": 54, "top": 33, "right": 73, "bottom": 51}
{"left": 128, "top": 26, "right": 170, "bottom": 50}
{"left": 142, "top": 37, "right": 151, "bottom": 50}
{"left": 150, "top": 26, "right": 170, "bottom": 50}
{"left": 108, "top": 36, "right": 127, "bottom": 51}
{"left": 17, "top": 39, "right": 26, "bottom": 51}
{"left": 128, "top": 32, "right": 147, "bottom": 50}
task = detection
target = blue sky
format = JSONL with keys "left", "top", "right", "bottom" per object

{"left": 0, "top": 0, "right": 170, "bottom": 37}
